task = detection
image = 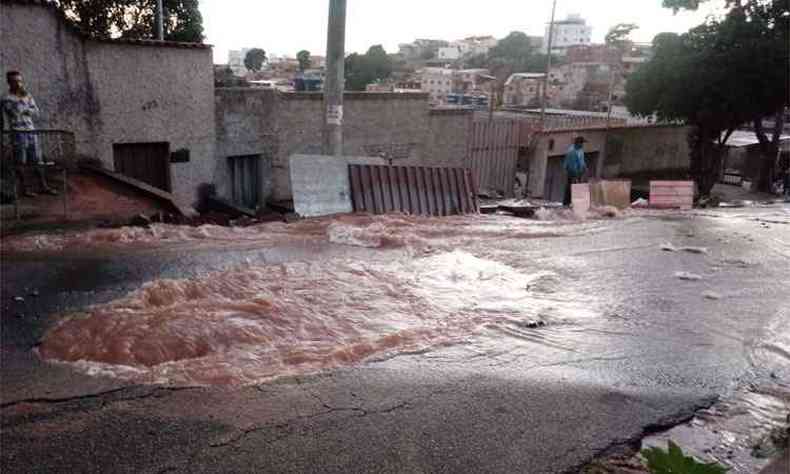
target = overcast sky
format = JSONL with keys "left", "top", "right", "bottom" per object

{"left": 200, "top": 0, "right": 726, "bottom": 64}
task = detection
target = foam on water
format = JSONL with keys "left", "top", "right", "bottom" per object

{"left": 3, "top": 213, "right": 596, "bottom": 254}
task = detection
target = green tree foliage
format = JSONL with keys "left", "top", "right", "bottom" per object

{"left": 344, "top": 45, "right": 394, "bottom": 91}
{"left": 297, "top": 50, "right": 311, "bottom": 72}
{"left": 487, "top": 32, "right": 539, "bottom": 74}
{"left": 244, "top": 48, "right": 267, "bottom": 73}
{"left": 641, "top": 441, "right": 729, "bottom": 473}
{"left": 471, "top": 31, "right": 551, "bottom": 91}
{"left": 605, "top": 23, "right": 639, "bottom": 48}
{"left": 626, "top": 0, "right": 789, "bottom": 194}
{"left": 55, "top": 0, "right": 204, "bottom": 42}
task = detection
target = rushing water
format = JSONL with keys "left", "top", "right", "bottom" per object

{"left": 14, "top": 208, "right": 790, "bottom": 470}
{"left": 29, "top": 213, "right": 607, "bottom": 385}
{"left": 37, "top": 250, "right": 594, "bottom": 385}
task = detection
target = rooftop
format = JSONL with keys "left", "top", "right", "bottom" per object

{"left": 725, "top": 130, "right": 790, "bottom": 148}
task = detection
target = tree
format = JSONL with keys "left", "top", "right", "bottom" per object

{"left": 297, "top": 50, "right": 311, "bottom": 71}
{"left": 488, "top": 32, "right": 538, "bottom": 74}
{"left": 344, "top": 45, "right": 394, "bottom": 91}
{"left": 626, "top": 0, "right": 788, "bottom": 194}
{"left": 55, "top": 0, "right": 204, "bottom": 42}
{"left": 605, "top": 23, "right": 639, "bottom": 49}
{"left": 244, "top": 48, "right": 267, "bottom": 73}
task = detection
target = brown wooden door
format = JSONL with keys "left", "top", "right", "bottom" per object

{"left": 113, "top": 142, "right": 171, "bottom": 192}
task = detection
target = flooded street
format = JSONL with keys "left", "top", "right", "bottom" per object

{"left": 2, "top": 206, "right": 789, "bottom": 473}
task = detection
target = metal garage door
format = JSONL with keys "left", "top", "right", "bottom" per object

{"left": 113, "top": 142, "right": 171, "bottom": 192}
{"left": 228, "top": 155, "right": 261, "bottom": 209}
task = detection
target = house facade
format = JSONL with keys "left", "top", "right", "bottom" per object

{"left": 2, "top": 0, "right": 216, "bottom": 206}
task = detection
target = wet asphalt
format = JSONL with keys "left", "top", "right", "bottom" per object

{"left": 1, "top": 206, "right": 789, "bottom": 473}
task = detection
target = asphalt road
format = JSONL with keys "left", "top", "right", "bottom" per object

{"left": 2, "top": 206, "right": 789, "bottom": 473}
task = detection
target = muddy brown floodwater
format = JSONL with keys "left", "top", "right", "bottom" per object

{"left": 31, "top": 214, "right": 602, "bottom": 385}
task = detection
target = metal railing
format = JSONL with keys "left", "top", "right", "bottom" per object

{"left": 512, "top": 115, "right": 626, "bottom": 132}
{"left": 1, "top": 129, "right": 77, "bottom": 220}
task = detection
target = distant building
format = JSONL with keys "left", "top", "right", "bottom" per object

{"left": 398, "top": 39, "right": 450, "bottom": 60}
{"left": 504, "top": 73, "right": 548, "bottom": 108}
{"left": 366, "top": 83, "right": 394, "bottom": 92}
{"left": 542, "top": 14, "right": 592, "bottom": 55}
{"left": 454, "top": 68, "right": 494, "bottom": 96}
{"left": 268, "top": 56, "right": 299, "bottom": 76}
{"left": 452, "top": 36, "right": 498, "bottom": 57}
{"left": 419, "top": 67, "right": 455, "bottom": 104}
{"left": 548, "top": 62, "right": 614, "bottom": 110}
{"left": 228, "top": 48, "right": 253, "bottom": 76}
{"left": 527, "top": 36, "right": 544, "bottom": 50}
{"left": 309, "top": 55, "right": 327, "bottom": 69}
{"left": 565, "top": 44, "right": 620, "bottom": 64}
{"left": 438, "top": 46, "right": 462, "bottom": 61}
{"left": 417, "top": 68, "right": 494, "bottom": 105}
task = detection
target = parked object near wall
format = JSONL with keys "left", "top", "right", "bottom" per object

{"left": 289, "top": 154, "right": 386, "bottom": 218}
{"left": 349, "top": 164, "right": 478, "bottom": 216}
{"left": 571, "top": 183, "right": 591, "bottom": 216}
{"left": 649, "top": 181, "right": 694, "bottom": 209}
{"left": 590, "top": 179, "right": 632, "bottom": 209}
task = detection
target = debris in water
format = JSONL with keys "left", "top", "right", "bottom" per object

{"left": 675, "top": 272, "right": 703, "bottom": 281}
{"left": 592, "top": 206, "right": 620, "bottom": 218}
{"left": 522, "top": 320, "right": 546, "bottom": 329}
{"left": 702, "top": 291, "right": 722, "bottom": 300}
{"left": 681, "top": 247, "right": 708, "bottom": 254}
{"left": 631, "top": 198, "right": 649, "bottom": 208}
{"left": 661, "top": 243, "right": 708, "bottom": 254}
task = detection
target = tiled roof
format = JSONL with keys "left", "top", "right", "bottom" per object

{"left": 3, "top": 0, "right": 211, "bottom": 49}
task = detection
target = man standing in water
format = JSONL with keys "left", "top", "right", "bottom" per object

{"left": 562, "top": 136, "right": 587, "bottom": 206}
{"left": 2, "top": 70, "right": 57, "bottom": 197}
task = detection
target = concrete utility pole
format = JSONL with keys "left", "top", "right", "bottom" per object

{"left": 155, "top": 0, "right": 164, "bottom": 40}
{"left": 597, "top": 64, "right": 617, "bottom": 178}
{"left": 323, "top": 0, "right": 347, "bottom": 157}
{"left": 540, "top": 0, "right": 558, "bottom": 131}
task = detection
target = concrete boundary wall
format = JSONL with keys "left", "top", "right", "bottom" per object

{"left": 215, "top": 89, "right": 473, "bottom": 203}
{"left": 522, "top": 125, "right": 690, "bottom": 198}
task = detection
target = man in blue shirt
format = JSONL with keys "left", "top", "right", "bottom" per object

{"left": 562, "top": 136, "right": 587, "bottom": 206}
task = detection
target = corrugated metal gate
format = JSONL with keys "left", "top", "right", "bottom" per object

{"left": 348, "top": 165, "right": 478, "bottom": 216}
{"left": 466, "top": 120, "right": 521, "bottom": 197}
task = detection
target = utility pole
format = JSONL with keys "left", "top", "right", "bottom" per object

{"left": 540, "top": 0, "right": 558, "bottom": 131}
{"left": 323, "top": 0, "right": 347, "bottom": 157}
{"left": 155, "top": 0, "right": 164, "bottom": 40}
{"left": 597, "top": 63, "right": 617, "bottom": 178}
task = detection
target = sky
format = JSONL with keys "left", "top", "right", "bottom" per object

{"left": 200, "top": 0, "right": 727, "bottom": 64}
